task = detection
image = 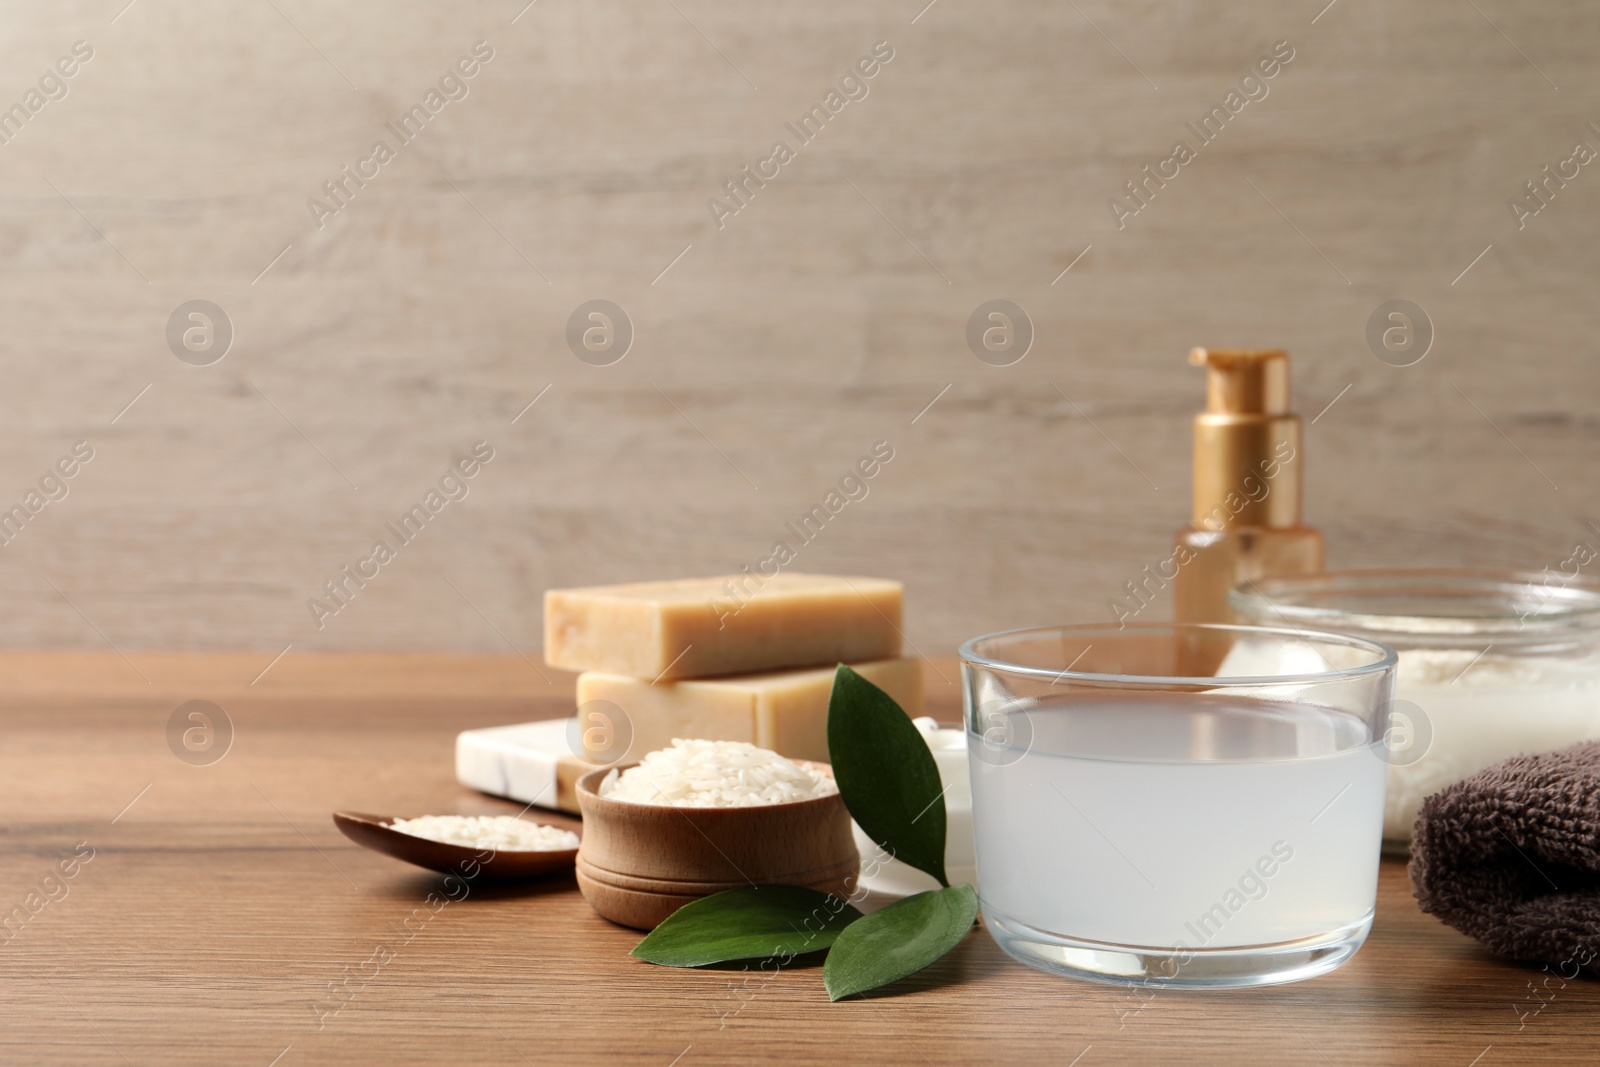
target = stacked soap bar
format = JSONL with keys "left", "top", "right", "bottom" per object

{"left": 545, "top": 573, "right": 905, "bottom": 680}
{"left": 578, "top": 657, "right": 921, "bottom": 765}
{"left": 555, "top": 573, "right": 919, "bottom": 765}
{"left": 457, "top": 573, "right": 919, "bottom": 813}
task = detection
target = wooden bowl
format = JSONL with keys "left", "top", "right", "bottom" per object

{"left": 574, "top": 762, "right": 859, "bottom": 929}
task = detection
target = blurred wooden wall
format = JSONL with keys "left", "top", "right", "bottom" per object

{"left": 0, "top": 0, "right": 1594, "bottom": 664}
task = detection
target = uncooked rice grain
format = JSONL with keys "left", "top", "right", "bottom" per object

{"left": 387, "top": 815, "right": 579, "bottom": 851}
{"left": 600, "top": 739, "right": 837, "bottom": 807}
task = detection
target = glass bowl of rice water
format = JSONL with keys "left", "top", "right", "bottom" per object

{"left": 960, "top": 622, "right": 1397, "bottom": 988}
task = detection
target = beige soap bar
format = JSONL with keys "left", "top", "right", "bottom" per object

{"left": 545, "top": 573, "right": 903, "bottom": 680}
{"left": 577, "top": 656, "right": 923, "bottom": 764}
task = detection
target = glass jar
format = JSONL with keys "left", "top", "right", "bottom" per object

{"left": 1230, "top": 568, "right": 1600, "bottom": 851}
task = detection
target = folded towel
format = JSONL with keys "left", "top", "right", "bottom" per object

{"left": 1410, "top": 740, "right": 1600, "bottom": 976}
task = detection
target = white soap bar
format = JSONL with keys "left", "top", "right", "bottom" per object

{"left": 851, "top": 717, "right": 976, "bottom": 898}
{"left": 455, "top": 719, "right": 598, "bottom": 815}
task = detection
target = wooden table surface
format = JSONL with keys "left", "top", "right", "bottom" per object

{"left": 3, "top": 653, "right": 1595, "bottom": 1066}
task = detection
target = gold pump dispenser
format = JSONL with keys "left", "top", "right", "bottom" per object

{"left": 1173, "top": 348, "right": 1323, "bottom": 626}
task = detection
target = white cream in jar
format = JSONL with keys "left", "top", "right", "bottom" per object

{"left": 1230, "top": 568, "right": 1600, "bottom": 848}
{"left": 1382, "top": 647, "right": 1600, "bottom": 840}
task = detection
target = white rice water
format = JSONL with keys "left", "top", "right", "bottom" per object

{"left": 969, "top": 696, "right": 1386, "bottom": 949}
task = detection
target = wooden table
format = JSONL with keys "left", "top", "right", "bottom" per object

{"left": 3, "top": 653, "right": 1594, "bottom": 1066}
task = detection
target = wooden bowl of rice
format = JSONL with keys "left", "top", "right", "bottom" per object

{"left": 574, "top": 741, "right": 859, "bottom": 930}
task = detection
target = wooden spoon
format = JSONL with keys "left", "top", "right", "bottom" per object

{"left": 332, "top": 811, "right": 581, "bottom": 880}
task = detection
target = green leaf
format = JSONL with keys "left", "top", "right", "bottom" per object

{"left": 631, "top": 886, "right": 863, "bottom": 967}
{"left": 827, "top": 664, "right": 949, "bottom": 887}
{"left": 823, "top": 884, "right": 979, "bottom": 1001}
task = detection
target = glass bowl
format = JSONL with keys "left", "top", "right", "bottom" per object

{"left": 960, "top": 622, "right": 1396, "bottom": 988}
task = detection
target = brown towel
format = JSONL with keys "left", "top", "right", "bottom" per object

{"left": 1410, "top": 740, "right": 1600, "bottom": 976}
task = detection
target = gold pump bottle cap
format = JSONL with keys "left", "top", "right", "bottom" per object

{"left": 1189, "top": 348, "right": 1302, "bottom": 531}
